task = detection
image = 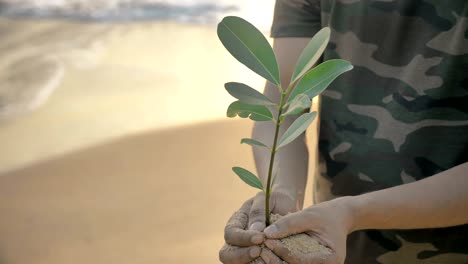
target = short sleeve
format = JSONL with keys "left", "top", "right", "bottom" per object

{"left": 271, "top": 0, "right": 322, "bottom": 38}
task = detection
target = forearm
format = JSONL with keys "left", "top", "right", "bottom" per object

{"left": 345, "top": 162, "right": 468, "bottom": 232}
{"left": 251, "top": 38, "right": 312, "bottom": 210}
{"left": 253, "top": 117, "right": 309, "bottom": 209}
{"left": 252, "top": 80, "right": 309, "bottom": 210}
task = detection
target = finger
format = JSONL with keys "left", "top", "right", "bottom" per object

{"left": 265, "top": 239, "right": 331, "bottom": 264}
{"left": 219, "top": 244, "right": 262, "bottom": 264}
{"left": 263, "top": 211, "right": 310, "bottom": 239}
{"left": 264, "top": 240, "right": 296, "bottom": 263}
{"left": 260, "top": 248, "right": 285, "bottom": 264}
{"left": 249, "top": 193, "right": 266, "bottom": 231}
{"left": 225, "top": 200, "right": 265, "bottom": 246}
{"left": 270, "top": 192, "right": 298, "bottom": 215}
{"left": 250, "top": 258, "right": 266, "bottom": 264}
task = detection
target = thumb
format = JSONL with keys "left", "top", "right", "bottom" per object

{"left": 248, "top": 192, "right": 267, "bottom": 231}
{"left": 263, "top": 211, "right": 310, "bottom": 239}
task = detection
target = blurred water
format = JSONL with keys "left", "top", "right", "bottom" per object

{"left": 0, "top": 0, "right": 275, "bottom": 171}
{"left": 0, "top": 0, "right": 274, "bottom": 29}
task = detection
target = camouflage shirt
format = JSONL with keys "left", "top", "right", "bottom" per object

{"left": 271, "top": 0, "right": 468, "bottom": 263}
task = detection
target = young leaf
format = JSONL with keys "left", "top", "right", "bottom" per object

{"left": 277, "top": 111, "right": 317, "bottom": 148}
{"left": 232, "top": 167, "right": 264, "bottom": 190}
{"left": 225, "top": 82, "right": 275, "bottom": 106}
{"left": 288, "top": 59, "right": 353, "bottom": 103}
{"left": 282, "top": 94, "right": 311, "bottom": 117}
{"left": 241, "top": 138, "right": 269, "bottom": 148}
{"left": 227, "top": 101, "right": 273, "bottom": 121}
{"left": 291, "top": 27, "right": 330, "bottom": 83}
{"left": 238, "top": 112, "right": 250, "bottom": 118}
{"left": 217, "top": 16, "right": 281, "bottom": 86}
{"left": 250, "top": 113, "right": 272, "bottom": 121}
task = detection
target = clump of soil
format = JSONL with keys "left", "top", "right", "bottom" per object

{"left": 269, "top": 213, "right": 282, "bottom": 223}
{"left": 270, "top": 214, "right": 332, "bottom": 256}
{"left": 281, "top": 233, "right": 331, "bottom": 255}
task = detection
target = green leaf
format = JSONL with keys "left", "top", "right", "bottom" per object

{"left": 238, "top": 112, "right": 249, "bottom": 118}
{"left": 291, "top": 27, "right": 330, "bottom": 83}
{"left": 277, "top": 112, "right": 317, "bottom": 148}
{"left": 288, "top": 59, "right": 353, "bottom": 103}
{"left": 232, "top": 167, "right": 264, "bottom": 190}
{"left": 282, "top": 94, "right": 311, "bottom": 117}
{"left": 227, "top": 101, "right": 274, "bottom": 121}
{"left": 217, "top": 16, "right": 281, "bottom": 86}
{"left": 241, "top": 138, "right": 269, "bottom": 148}
{"left": 225, "top": 82, "right": 275, "bottom": 106}
{"left": 250, "top": 113, "right": 272, "bottom": 121}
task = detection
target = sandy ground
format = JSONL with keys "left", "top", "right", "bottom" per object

{"left": 0, "top": 18, "right": 317, "bottom": 263}
{"left": 0, "top": 119, "right": 260, "bottom": 263}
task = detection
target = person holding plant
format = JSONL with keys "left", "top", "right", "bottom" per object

{"left": 219, "top": 0, "right": 468, "bottom": 263}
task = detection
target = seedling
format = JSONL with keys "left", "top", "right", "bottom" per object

{"left": 217, "top": 16, "right": 352, "bottom": 226}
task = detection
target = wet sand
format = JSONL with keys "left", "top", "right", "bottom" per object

{"left": 0, "top": 18, "right": 317, "bottom": 263}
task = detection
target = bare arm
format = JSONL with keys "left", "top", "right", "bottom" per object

{"left": 264, "top": 161, "right": 468, "bottom": 237}
{"left": 347, "top": 162, "right": 468, "bottom": 231}
{"left": 253, "top": 38, "right": 312, "bottom": 210}
{"left": 263, "top": 162, "right": 468, "bottom": 264}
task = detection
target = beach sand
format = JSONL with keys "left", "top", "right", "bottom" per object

{"left": 0, "top": 18, "right": 317, "bottom": 263}
{"left": 0, "top": 119, "right": 259, "bottom": 264}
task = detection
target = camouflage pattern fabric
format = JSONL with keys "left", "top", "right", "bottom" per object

{"left": 271, "top": 0, "right": 468, "bottom": 263}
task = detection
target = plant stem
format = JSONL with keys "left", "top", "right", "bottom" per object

{"left": 265, "top": 92, "right": 287, "bottom": 226}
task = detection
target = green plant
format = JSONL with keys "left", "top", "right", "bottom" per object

{"left": 217, "top": 16, "right": 353, "bottom": 226}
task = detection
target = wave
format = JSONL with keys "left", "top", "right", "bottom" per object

{"left": 0, "top": 0, "right": 240, "bottom": 24}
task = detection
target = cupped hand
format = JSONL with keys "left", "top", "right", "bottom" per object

{"left": 219, "top": 191, "right": 298, "bottom": 264}
{"left": 248, "top": 191, "right": 299, "bottom": 232}
{"left": 263, "top": 197, "right": 354, "bottom": 264}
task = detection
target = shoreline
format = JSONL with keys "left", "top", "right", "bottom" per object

{"left": 0, "top": 0, "right": 274, "bottom": 29}
{"left": 0, "top": 2, "right": 238, "bottom": 24}
{"left": 0, "top": 18, "right": 266, "bottom": 173}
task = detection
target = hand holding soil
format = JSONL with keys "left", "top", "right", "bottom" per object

{"left": 247, "top": 191, "right": 298, "bottom": 232}
{"left": 219, "top": 191, "right": 296, "bottom": 263}
{"left": 219, "top": 198, "right": 264, "bottom": 264}
{"left": 220, "top": 192, "right": 339, "bottom": 264}
{"left": 264, "top": 197, "right": 353, "bottom": 264}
